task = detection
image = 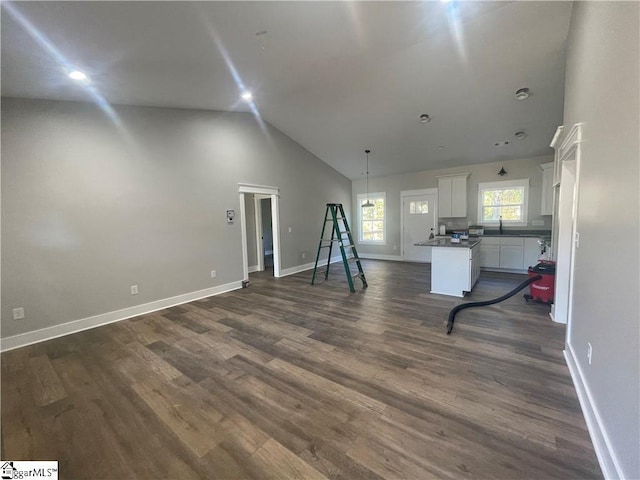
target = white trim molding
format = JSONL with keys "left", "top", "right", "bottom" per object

{"left": 559, "top": 123, "right": 583, "bottom": 162}
{"left": 400, "top": 188, "right": 438, "bottom": 198}
{"left": 358, "top": 253, "right": 403, "bottom": 262}
{"left": 279, "top": 254, "right": 350, "bottom": 277}
{"left": 237, "top": 183, "right": 281, "bottom": 196}
{"left": 0, "top": 280, "right": 243, "bottom": 352}
{"left": 564, "top": 344, "right": 624, "bottom": 479}
{"left": 238, "top": 184, "right": 281, "bottom": 278}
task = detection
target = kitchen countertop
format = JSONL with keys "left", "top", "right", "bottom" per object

{"left": 415, "top": 238, "right": 481, "bottom": 248}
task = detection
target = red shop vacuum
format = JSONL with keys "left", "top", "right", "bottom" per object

{"left": 524, "top": 261, "right": 556, "bottom": 304}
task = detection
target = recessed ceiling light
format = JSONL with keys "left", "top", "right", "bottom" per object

{"left": 437, "top": 145, "right": 445, "bottom": 150}
{"left": 241, "top": 91, "right": 253, "bottom": 101}
{"left": 69, "top": 70, "right": 87, "bottom": 81}
{"left": 515, "top": 87, "right": 530, "bottom": 100}
{"left": 419, "top": 114, "right": 431, "bottom": 123}
{"left": 515, "top": 131, "right": 527, "bottom": 140}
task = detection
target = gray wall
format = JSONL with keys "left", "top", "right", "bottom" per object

{"left": 1, "top": 97, "right": 351, "bottom": 339}
{"left": 563, "top": 2, "right": 639, "bottom": 478}
{"left": 352, "top": 155, "right": 553, "bottom": 256}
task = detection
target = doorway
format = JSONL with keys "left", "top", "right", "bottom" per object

{"left": 254, "top": 195, "right": 274, "bottom": 274}
{"left": 552, "top": 124, "right": 582, "bottom": 345}
{"left": 238, "top": 184, "right": 281, "bottom": 282}
{"left": 401, "top": 189, "right": 438, "bottom": 262}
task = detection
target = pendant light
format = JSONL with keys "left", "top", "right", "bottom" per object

{"left": 362, "top": 149, "right": 374, "bottom": 208}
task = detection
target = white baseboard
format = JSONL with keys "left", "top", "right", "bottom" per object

{"left": 279, "top": 254, "right": 350, "bottom": 277}
{"left": 248, "top": 265, "right": 259, "bottom": 273}
{"left": 564, "top": 343, "right": 624, "bottom": 479}
{"left": 0, "top": 280, "right": 243, "bottom": 352}
{"left": 358, "top": 253, "right": 403, "bottom": 262}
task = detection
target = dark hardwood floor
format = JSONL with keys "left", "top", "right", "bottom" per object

{"left": 1, "top": 260, "right": 601, "bottom": 479}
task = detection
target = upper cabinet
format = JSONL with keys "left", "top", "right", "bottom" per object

{"left": 540, "top": 162, "right": 554, "bottom": 215}
{"left": 437, "top": 173, "right": 469, "bottom": 218}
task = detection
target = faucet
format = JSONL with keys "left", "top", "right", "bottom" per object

{"left": 499, "top": 216, "right": 503, "bottom": 234}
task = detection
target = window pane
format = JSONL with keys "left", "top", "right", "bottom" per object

{"left": 483, "top": 206, "right": 500, "bottom": 221}
{"left": 409, "top": 201, "right": 416, "bottom": 214}
{"left": 503, "top": 188, "right": 523, "bottom": 204}
{"left": 483, "top": 189, "right": 503, "bottom": 206}
{"left": 500, "top": 205, "right": 522, "bottom": 220}
{"left": 360, "top": 195, "right": 385, "bottom": 242}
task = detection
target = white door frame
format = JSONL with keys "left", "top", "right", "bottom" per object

{"left": 552, "top": 124, "right": 582, "bottom": 343}
{"left": 238, "top": 184, "right": 281, "bottom": 280}
{"left": 400, "top": 188, "right": 438, "bottom": 261}
{"left": 253, "top": 194, "right": 271, "bottom": 272}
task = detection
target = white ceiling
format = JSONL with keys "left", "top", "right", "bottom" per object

{"left": 1, "top": 1, "right": 572, "bottom": 179}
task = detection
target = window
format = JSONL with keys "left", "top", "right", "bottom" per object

{"left": 477, "top": 179, "right": 529, "bottom": 226}
{"left": 409, "top": 200, "right": 429, "bottom": 214}
{"left": 358, "top": 192, "right": 385, "bottom": 244}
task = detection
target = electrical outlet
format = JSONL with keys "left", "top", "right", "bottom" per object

{"left": 532, "top": 220, "right": 545, "bottom": 226}
{"left": 301, "top": 252, "right": 306, "bottom": 259}
{"left": 211, "top": 270, "right": 217, "bottom": 278}
{"left": 587, "top": 342, "right": 592, "bottom": 365}
{"left": 12, "top": 307, "right": 25, "bottom": 320}
{"left": 288, "top": 226, "right": 292, "bottom": 233}
{"left": 393, "top": 245, "right": 397, "bottom": 251}
{"left": 130, "top": 285, "right": 139, "bottom": 295}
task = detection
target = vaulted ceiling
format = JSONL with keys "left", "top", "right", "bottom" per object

{"left": 1, "top": 1, "right": 572, "bottom": 179}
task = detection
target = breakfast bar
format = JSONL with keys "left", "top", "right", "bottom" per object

{"left": 415, "top": 237, "right": 482, "bottom": 297}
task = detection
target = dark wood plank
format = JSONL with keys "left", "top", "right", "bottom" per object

{"left": 1, "top": 260, "right": 602, "bottom": 479}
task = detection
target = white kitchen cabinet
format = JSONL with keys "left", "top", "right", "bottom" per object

{"left": 540, "top": 162, "right": 554, "bottom": 215}
{"left": 524, "top": 237, "right": 542, "bottom": 269}
{"left": 500, "top": 246, "right": 524, "bottom": 269}
{"left": 480, "top": 236, "right": 527, "bottom": 271}
{"left": 479, "top": 237, "right": 500, "bottom": 268}
{"left": 430, "top": 240, "right": 480, "bottom": 297}
{"left": 499, "top": 237, "right": 524, "bottom": 269}
{"left": 469, "top": 243, "right": 481, "bottom": 290}
{"left": 437, "top": 173, "right": 469, "bottom": 218}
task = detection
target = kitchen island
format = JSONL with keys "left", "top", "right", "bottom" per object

{"left": 415, "top": 237, "right": 481, "bottom": 297}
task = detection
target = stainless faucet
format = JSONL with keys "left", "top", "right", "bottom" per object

{"left": 499, "top": 216, "right": 503, "bottom": 234}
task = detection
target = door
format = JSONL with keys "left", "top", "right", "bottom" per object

{"left": 260, "top": 198, "right": 274, "bottom": 272}
{"left": 402, "top": 192, "right": 437, "bottom": 262}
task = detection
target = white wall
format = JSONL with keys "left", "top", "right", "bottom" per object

{"left": 352, "top": 155, "right": 553, "bottom": 257}
{"left": 1, "top": 97, "right": 351, "bottom": 340}
{"left": 562, "top": 2, "right": 639, "bottom": 479}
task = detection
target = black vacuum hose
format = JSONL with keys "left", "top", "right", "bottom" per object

{"left": 446, "top": 274, "right": 542, "bottom": 334}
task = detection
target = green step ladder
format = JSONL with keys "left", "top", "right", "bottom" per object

{"left": 311, "top": 203, "right": 368, "bottom": 293}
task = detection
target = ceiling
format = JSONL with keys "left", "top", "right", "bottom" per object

{"left": 1, "top": 1, "right": 573, "bottom": 179}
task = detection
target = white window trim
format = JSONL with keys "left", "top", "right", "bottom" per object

{"left": 357, "top": 192, "right": 386, "bottom": 245}
{"left": 477, "top": 178, "right": 530, "bottom": 227}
